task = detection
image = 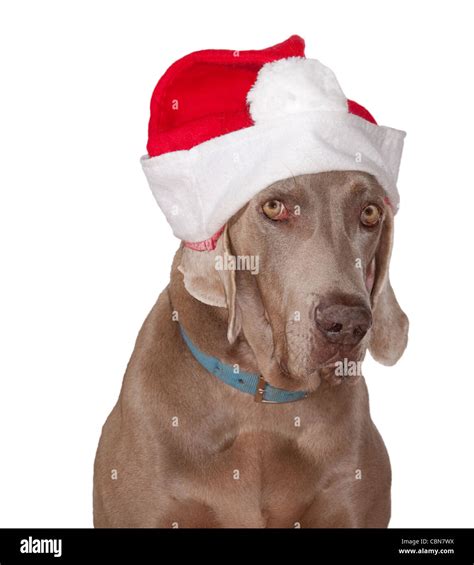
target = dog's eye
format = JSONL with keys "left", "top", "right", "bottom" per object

{"left": 360, "top": 204, "right": 382, "bottom": 227}
{"left": 262, "top": 200, "right": 288, "bottom": 221}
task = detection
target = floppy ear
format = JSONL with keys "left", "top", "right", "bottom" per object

{"left": 177, "top": 225, "right": 241, "bottom": 344}
{"left": 368, "top": 206, "right": 409, "bottom": 365}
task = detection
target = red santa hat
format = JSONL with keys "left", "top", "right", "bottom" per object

{"left": 141, "top": 35, "right": 405, "bottom": 250}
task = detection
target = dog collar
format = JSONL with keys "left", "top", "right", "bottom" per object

{"left": 179, "top": 325, "right": 308, "bottom": 404}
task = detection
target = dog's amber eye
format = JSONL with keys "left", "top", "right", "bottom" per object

{"left": 360, "top": 204, "right": 382, "bottom": 227}
{"left": 262, "top": 200, "right": 288, "bottom": 220}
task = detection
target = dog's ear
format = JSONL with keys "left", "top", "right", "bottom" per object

{"left": 178, "top": 225, "right": 241, "bottom": 344}
{"left": 178, "top": 243, "right": 226, "bottom": 308}
{"left": 368, "top": 206, "right": 409, "bottom": 365}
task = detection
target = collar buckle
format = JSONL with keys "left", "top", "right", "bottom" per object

{"left": 255, "top": 375, "right": 270, "bottom": 403}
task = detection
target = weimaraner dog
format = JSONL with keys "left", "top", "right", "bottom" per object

{"left": 93, "top": 170, "right": 408, "bottom": 527}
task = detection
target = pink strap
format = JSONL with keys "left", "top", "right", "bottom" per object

{"left": 384, "top": 196, "right": 395, "bottom": 213}
{"left": 183, "top": 225, "right": 225, "bottom": 251}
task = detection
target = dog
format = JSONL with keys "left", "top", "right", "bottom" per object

{"left": 93, "top": 170, "right": 408, "bottom": 527}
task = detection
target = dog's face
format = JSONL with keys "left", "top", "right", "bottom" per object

{"left": 179, "top": 171, "right": 408, "bottom": 392}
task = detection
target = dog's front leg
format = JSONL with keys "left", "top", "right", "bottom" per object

{"left": 297, "top": 480, "right": 391, "bottom": 528}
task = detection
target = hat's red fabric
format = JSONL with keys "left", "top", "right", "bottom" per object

{"left": 146, "top": 35, "right": 377, "bottom": 159}
{"left": 147, "top": 36, "right": 305, "bottom": 157}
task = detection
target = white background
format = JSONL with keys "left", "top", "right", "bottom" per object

{"left": 1, "top": 0, "right": 473, "bottom": 528}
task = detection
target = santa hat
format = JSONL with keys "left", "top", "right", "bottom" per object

{"left": 141, "top": 35, "right": 405, "bottom": 250}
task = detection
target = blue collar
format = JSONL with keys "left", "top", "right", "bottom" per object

{"left": 179, "top": 325, "right": 308, "bottom": 404}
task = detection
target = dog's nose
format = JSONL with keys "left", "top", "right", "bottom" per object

{"left": 315, "top": 303, "right": 372, "bottom": 345}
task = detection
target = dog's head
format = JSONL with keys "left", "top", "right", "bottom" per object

{"left": 179, "top": 171, "right": 408, "bottom": 391}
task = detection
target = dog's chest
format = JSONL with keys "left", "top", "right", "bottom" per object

{"left": 188, "top": 429, "right": 319, "bottom": 527}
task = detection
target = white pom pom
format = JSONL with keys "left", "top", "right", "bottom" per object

{"left": 247, "top": 57, "right": 347, "bottom": 123}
